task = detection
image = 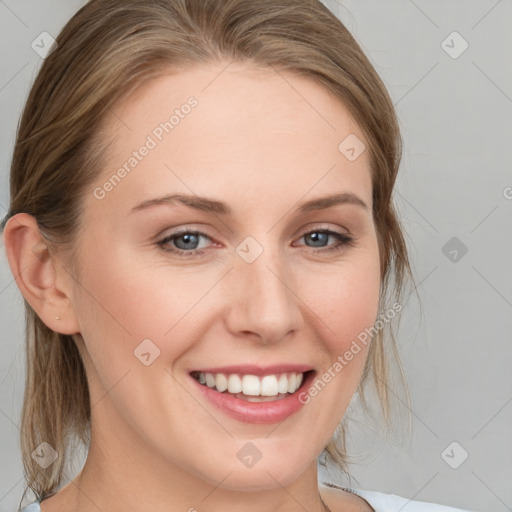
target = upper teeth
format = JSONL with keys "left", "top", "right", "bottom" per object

{"left": 196, "top": 372, "right": 304, "bottom": 396}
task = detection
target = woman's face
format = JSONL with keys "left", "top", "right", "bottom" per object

{"left": 67, "top": 61, "right": 381, "bottom": 491}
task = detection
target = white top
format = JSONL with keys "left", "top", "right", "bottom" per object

{"left": 344, "top": 486, "right": 473, "bottom": 511}
{"left": 19, "top": 486, "right": 474, "bottom": 511}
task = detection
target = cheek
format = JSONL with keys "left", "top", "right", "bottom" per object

{"left": 75, "top": 245, "right": 196, "bottom": 344}
{"left": 72, "top": 244, "right": 224, "bottom": 405}
{"left": 304, "top": 253, "right": 381, "bottom": 353}
{"left": 288, "top": 251, "right": 381, "bottom": 433}
{"left": 71, "top": 250, "right": 200, "bottom": 430}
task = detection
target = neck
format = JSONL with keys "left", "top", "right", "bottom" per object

{"left": 70, "top": 458, "right": 329, "bottom": 512}
{"left": 59, "top": 420, "right": 329, "bottom": 512}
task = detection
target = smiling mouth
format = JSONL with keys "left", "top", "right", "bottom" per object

{"left": 190, "top": 370, "right": 314, "bottom": 402}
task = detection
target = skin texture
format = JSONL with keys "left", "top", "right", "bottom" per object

{"left": 5, "top": 61, "right": 379, "bottom": 512}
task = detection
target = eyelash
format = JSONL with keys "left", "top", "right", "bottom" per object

{"left": 157, "top": 228, "right": 355, "bottom": 257}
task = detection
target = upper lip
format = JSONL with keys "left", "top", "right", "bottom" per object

{"left": 190, "top": 364, "right": 314, "bottom": 376}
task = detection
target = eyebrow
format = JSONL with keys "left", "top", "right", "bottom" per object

{"left": 130, "top": 192, "right": 368, "bottom": 216}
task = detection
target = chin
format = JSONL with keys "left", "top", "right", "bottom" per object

{"left": 206, "top": 450, "right": 314, "bottom": 492}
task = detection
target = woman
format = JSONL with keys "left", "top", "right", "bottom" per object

{"left": 1, "top": 0, "right": 473, "bottom": 511}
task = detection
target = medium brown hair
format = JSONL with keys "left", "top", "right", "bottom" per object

{"left": 1, "top": 0, "right": 412, "bottom": 506}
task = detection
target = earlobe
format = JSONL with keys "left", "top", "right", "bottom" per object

{"left": 2, "top": 213, "right": 80, "bottom": 335}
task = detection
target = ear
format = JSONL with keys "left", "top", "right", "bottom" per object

{"left": 2, "top": 213, "right": 80, "bottom": 334}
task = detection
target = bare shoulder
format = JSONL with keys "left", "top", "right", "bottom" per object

{"left": 319, "top": 482, "right": 375, "bottom": 512}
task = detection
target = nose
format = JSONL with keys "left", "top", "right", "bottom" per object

{"left": 224, "top": 241, "right": 303, "bottom": 345}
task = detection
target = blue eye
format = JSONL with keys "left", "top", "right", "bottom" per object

{"left": 298, "top": 230, "right": 354, "bottom": 252}
{"left": 158, "top": 230, "right": 211, "bottom": 256}
{"left": 158, "top": 228, "right": 354, "bottom": 257}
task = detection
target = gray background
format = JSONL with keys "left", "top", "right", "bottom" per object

{"left": 1, "top": 1, "right": 511, "bottom": 511}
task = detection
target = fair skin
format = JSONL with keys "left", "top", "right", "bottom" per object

{"left": 5, "top": 62, "right": 379, "bottom": 511}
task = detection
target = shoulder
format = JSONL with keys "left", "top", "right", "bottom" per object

{"left": 320, "top": 482, "right": 475, "bottom": 512}
{"left": 350, "top": 488, "right": 474, "bottom": 512}
{"left": 19, "top": 503, "right": 41, "bottom": 512}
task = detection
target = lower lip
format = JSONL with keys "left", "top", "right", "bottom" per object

{"left": 189, "top": 371, "right": 316, "bottom": 424}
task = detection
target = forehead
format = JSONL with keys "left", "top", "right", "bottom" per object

{"left": 90, "top": 62, "right": 372, "bottom": 222}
